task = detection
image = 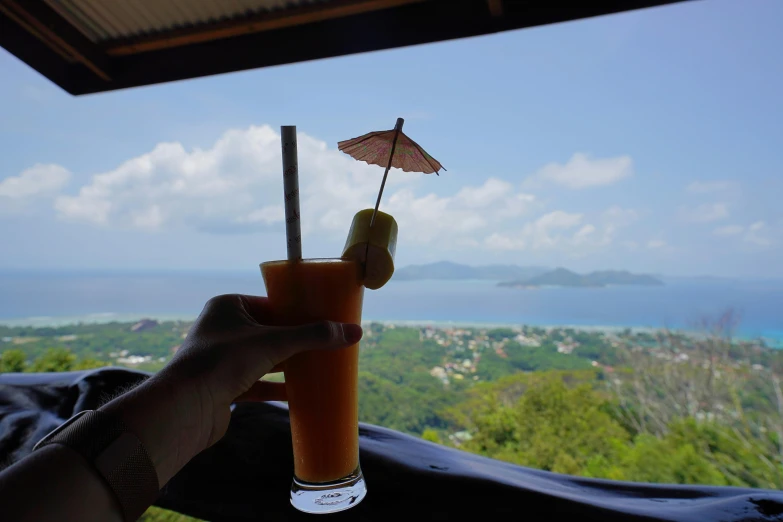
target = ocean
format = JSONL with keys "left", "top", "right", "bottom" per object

{"left": 0, "top": 272, "right": 781, "bottom": 345}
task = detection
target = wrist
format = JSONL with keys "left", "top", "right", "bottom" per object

{"left": 100, "top": 375, "right": 213, "bottom": 486}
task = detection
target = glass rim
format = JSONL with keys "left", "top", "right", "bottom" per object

{"left": 260, "top": 257, "right": 356, "bottom": 267}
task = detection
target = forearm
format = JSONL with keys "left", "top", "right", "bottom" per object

{"left": 100, "top": 374, "right": 210, "bottom": 487}
{"left": 0, "top": 375, "right": 209, "bottom": 522}
{"left": 0, "top": 444, "right": 123, "bottom": 522}
{"left": 0, "top": 295, "right": 340, "bottom": 521}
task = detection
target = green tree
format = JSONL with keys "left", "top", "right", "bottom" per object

{"left": 663, "top": 418, "right": 783, "bottom": 489}
{"left": 475, "top": 349, "right": 515, "bottom": 381}
{"left": 422, "top": 429, "right": 441, "bottom": 444}
{"left": 505, "top": 342, "right": 592, "bottom": 372}
{"left": 73, "top": 358, "right": 110, "bottom": 370}
{"left": 486, "top": 328, "right": 515, "bottom": 341}
{"left": 462, "top": 375, "right": 629, "bottom": 474}
{"left": 29, "top": 348, "right": 76, "bottom": 372}
{"left": 583, "top": 432, "right": 728, "bottom": 485}
{"left": 358, "top": 372, "right": 452, "bottom": 433}
{"left": 0, "top": 349, "right": 28, "bottom": 372}
{"left": 619, "top": 433, "right": 727, "bottom": 485}
{"left": 139, "top": 506, "right": 203, "bottom": 521}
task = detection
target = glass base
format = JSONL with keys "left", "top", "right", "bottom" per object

{"left": 290, "top": 468, "right": 367, "bottom": 514}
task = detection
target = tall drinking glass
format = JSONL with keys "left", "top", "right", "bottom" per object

{"left": 260, "top": 258, "right": 367, "bottom": 514}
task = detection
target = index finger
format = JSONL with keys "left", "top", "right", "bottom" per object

{"left": 237, "top": 295, "right": 274, "bottom": 324}
{"left": 255, "top": 321, "right": 363, "bottom": 368}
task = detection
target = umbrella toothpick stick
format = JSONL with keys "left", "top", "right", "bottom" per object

{"left": 338, "top": 115, "right": 442, "bottom": 273}
{"left": 338, "top": 118, "right": 443, "bottom": 268}
{"left": 370, "top": 117, "right": 404, "bottom": 228}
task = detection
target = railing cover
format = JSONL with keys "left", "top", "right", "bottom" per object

{"left": 2, "top": 368, "right": 781, "bottom": 521}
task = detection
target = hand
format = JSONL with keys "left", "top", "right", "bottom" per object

{"left": 101, "top": 294, "right": 362, "bottom": 486}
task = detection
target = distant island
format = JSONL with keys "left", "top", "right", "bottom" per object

{"left": 393, "top": 262, "right": 663, "bottom": 288}
{"left": 394, "top": 261, "right": 549, "bottom": 281}
{"left": 498, "top": 267, "right": 664, "bottom": 288}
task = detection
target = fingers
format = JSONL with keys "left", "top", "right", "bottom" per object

{"left": 235, "top": 381, "right": 287, "bottom": 402}
{"left": 262, "top": 321, "right": 363, "bottom": 365}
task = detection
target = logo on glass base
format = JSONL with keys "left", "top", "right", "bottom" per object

{"left": 314, "top": 489, "right": 356, "bottom": 506}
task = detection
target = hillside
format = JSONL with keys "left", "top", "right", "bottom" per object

{"left": 498, "top": 268, "right": 664, "bottom": 288}
{"left": 3, "top": 319, "right": 783, "bottom": 496}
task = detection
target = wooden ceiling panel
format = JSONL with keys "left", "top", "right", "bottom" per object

{"left": 0, "top": 0, "right": 690, "bottom": 95}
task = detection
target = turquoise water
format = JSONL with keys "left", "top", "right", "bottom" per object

{"left": 0, "top": 272, "right": 781, "bottom": 345}
{"left": 367, "top": 279, "right": 783, "bottom": 346}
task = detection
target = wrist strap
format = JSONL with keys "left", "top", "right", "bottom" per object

{"left": 38, "top": 410, "right": 160, "bottom": 522}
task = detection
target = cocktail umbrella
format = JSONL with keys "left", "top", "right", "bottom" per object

{"left": 338, "top": 117, "right": 444, "bottom": 225}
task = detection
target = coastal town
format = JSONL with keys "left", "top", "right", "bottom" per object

{"left": 360, "top": 320, "right": 775, "bottom": 389}
{"left": 362, "top": 322, "right": 639, "bottom": 386}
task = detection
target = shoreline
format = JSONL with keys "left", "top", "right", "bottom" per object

{"left": 1, "top": 313, "right": 780, "bottom": 347}
{"left": 0, "top": 313, "right": 196, "bottom": 327}
{"left": 363, "top": 319, "right": 782, "bottom": 347}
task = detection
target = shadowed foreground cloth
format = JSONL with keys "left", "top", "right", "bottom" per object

{"left": 2, "top": 368, "right": 782, "bottom": 521}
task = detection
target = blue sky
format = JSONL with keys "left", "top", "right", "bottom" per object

{"left": 1, "top": 0, "right": 781, "bottom": 277}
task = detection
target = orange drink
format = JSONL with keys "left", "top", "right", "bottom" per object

{"left": 261, "top": 258, "right": 366, "bottom": 512}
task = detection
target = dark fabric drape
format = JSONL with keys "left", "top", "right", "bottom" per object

{"left": 2, "top": 368, "right": 782, "bottom": 521}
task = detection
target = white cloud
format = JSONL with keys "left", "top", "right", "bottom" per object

{"left": 535, "top": 210, "right": 584, "bottom": 229}
{"left": 0, "top": 164, "right": 70, "bottom": 201}
{"left": 41, "top": 126, "right": 651, "bottom": 260}
{"left": 237, "top": 205, "right": 285, "bottom": 225}
{"left": 53, "top": 126, "right": 537, "bottom": 248}
{"left": 713, "top": 225, "right": 744, "bottom": 236}
{"left": 497, "top": 207, "right": 638, "bottom": 256}
{"left": 574, "top": 224, "right": 597, "bottom": 241}
{"left": 476, "top": 202, "right": 640, "bottom": 255}
{"left": 647, "top": 239, "right": 667, "bottom": 249}
{"left": 527, "top": 153, "right": 632, "bottom": 189}
{"left": 681, "top": 203, "right": 729, "bottom": 223}
{"left": 745, "top": 221, "right": 772, "bottom": 247}
{"left": 602, "top": 206, "right": 638, "bottom": 224}
{"left": 712, "top": 222, "right": 774, "bottom": 247}
{"left": 384, "top": 179, "right": 536, "bottom": 244}
{"left": 484, "top": 210, "right": 585, "bottom": 252}
{"left": 686, "top": 180, "right": 733, "bottom": 193}
{"left": 55, "top": 126, "right": 403, "bottom": 233}
{"left": 485, "top": 232, "right": 526, "bottom": 251}
{"left": 576, "top": 205, "right": 638, "bottom": 252}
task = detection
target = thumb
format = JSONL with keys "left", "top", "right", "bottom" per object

{"left": 261, "top": 321, "right": 363, "bottom": 365}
